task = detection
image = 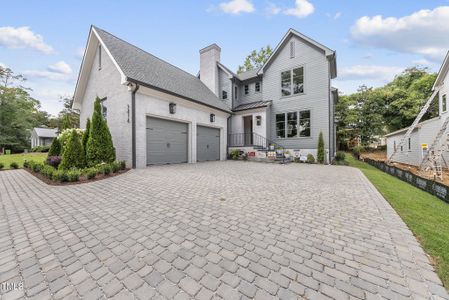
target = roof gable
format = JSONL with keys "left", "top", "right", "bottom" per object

{"left": 433, "top": 51, "right": 449, "bottom": 90}
{"left": 33, "top": 127, "right": 58, "bottom": 138}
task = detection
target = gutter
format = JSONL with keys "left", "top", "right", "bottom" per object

{"left": 128, "top": 82, "right": 139, "bottom": 168}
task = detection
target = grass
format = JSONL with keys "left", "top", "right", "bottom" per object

{"left": 0, "top": 152, "right": 47, "bottom": 170}
{"left": 347, "top": 154, "right": 449, "bottom": 288}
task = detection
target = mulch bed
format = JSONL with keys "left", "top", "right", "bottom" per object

{"left": 24, "top": 168, "right": 130, "bottom": 186}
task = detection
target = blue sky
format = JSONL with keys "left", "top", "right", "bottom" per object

{"left": 1, "top": 0, "right": 449, "bottom": 115}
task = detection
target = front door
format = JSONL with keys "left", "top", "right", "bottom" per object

{"left": 243, "top": 116, "right": 253, "bottom": 146}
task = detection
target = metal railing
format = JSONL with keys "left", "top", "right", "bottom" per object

{"left": 228, "top": 132, "right": 287, "bottom": 163}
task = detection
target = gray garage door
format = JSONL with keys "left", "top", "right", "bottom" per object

{"left": 146, "top": 117, "right": 188, "bottom": 165}
{"left": 197, "top": 126, "right": 220, "bottom": 162}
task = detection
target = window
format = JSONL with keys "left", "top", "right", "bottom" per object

{"left": 281, "top": 70, "right": 291, "bottom": 96}
{"left": 287, "top": 112, "right": 298, "bottom": 138}
{"left": 443, "top": 95, "right": 447, "bottom": 112}
{"left": 255, "top": 82, "right": 261, "bottom": 92}
{"left": 281, "top": 67, "right": 304, "bottom": 96}
{"left": 222, "top": 90, "right": 228, "bottom": 99}
{"left": 100, "top": 97, "right": 107, "bottom": 119}
{"left": 408, "top": 138, "right": 411, "bottom": 150}
{"left": 394, "top": 141, "right": 396, "bottom": 151}
{"left": 401, "top": 145, "right": 403, "bottom": 152}
{"left": 276, "top": 114, "right": 285, "bottom": 138}
{"left": 290, "top": 41, "right": 295, "bottom": 58}
{"left": 98, "top": 45, "right": 102, "bottom": 70}
{"left": 235, "top": 86, "right": 238, "bottom": 100}
{"left": 299, "top": 110, "right": 311, "bottom": 137}
{"left": 276, "top": 110, "right": 311, "bottom": 138}
{"left": 256, "top": 115, "right": 261, "bottom": 126}
{"left": 244, "top": 85, "right": 249, "bottom": 95}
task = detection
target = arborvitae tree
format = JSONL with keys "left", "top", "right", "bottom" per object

{"left": 47, "top": 137, "right": 62, "bottom": 157}
{"left": 59, "top": 130, "right": 86, "bottom": 169}
{"left": 317, "top": 131, "right": 325, "bottom": 164}
{"left": 82, "top": 118, "right": 90, "bottom": 155}
{"left": 86, "top": 97, "right": 115, "bottom": 166}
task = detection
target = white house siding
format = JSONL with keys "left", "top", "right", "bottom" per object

{"left": 231, "top": 108, "right": 267, "bottom": 138}
{"left": 262, "top": 35, "right": 330, "bottom": 157}
{"left": 218, "top": 68, "right": 232, "bottom": 108}
{"left": 79, "top": 43, "right": 132, "bottom": 166}
{"left": 135, "top": 86, "right": 229, "bottom": 168}
{"left": 236, "top": 80, "right": 263, "bottom": 106}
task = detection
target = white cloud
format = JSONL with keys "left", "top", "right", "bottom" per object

{"left": 351, "top": 6, "right": 449, "bottom": 61}
{"left": 265, "top": 3, "right": 281, "bottom": 16}
{"left": 284, "top": 0, "right": 314, "bottom": 18}
{"left": 24, "top": 61, "right": 74, "bottom": 82}
{"left": 339, "top": 65, "right": 404, "bottom": 81}
{"left": 0, "top": 26, "right": 54, "bottom": 54}
{"left": 334, "top": 12, "right": 342, "bottom": 20}
{"left": 47, "top": 61, "right": 72, "bottom": 75}
{"left": 219, "top": 0, "right": 255, "bottom": 15}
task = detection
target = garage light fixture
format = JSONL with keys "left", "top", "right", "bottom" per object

{"left": 169, "top": 102, "right": 176, "bottom": 114}
{"left": 210, "top": 114, "right": 215, "bottom": 123}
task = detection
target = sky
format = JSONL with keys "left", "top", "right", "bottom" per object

{"left": 1, "top": 0, "right": 449, "bottom": 116}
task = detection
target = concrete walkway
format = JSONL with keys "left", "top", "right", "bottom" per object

{"left": 0, "top": 161, "right": 447, "bottom": 299}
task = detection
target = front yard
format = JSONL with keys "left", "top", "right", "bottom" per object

{"left": 347, "top": 155, "right": 449, "bottom": 289}
{"left": 0, "top": 152, "right": 47, "bottom": 169}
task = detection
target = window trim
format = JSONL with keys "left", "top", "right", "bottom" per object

{"left": 244, "top": 84, "right": 249, "bottom": 95}
{"left": 443, "top": 94, "right": 447, "bottom": 113}
{"left": 280, "top": 65, "right": 305, "bottom": 98}
{"left": 275, "top": 109, "right": 312, "bottom": 139}
{"left": 222, "top": 90, "right": 228, "bottom": 100}
{"left": 255, "top": 81, "right": 261, "bottom": 93}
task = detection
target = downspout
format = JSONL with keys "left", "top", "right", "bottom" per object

{"left": 128, "top": 82, "right": 139, "bottom": 168}
{"left": 328, "top": 59, "right": 332, "bottom": 164}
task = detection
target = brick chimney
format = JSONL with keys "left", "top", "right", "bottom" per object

{"left": 199, "top": 44, "right": 221, "bottom": 96}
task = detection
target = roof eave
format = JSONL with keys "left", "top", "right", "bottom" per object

{"left": 432, "top": 51, "right": 449, "bottom": 90}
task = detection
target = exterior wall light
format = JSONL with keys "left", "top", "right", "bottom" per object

{"left": 256, "top": 115, "right": 262, "bottom": 126}
{"left": 169, "top": 102, "right": 176, "bottom": 114}
{"left": 210, "top": 113, "right": 215, "bottom": 123}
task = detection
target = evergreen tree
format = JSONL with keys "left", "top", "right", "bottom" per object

{"left": 47, "top": 137, "right": 62, "bottom": 157}
{"left": 317, "top": 131, "right": 325, "bottom": 164}
{"left": 82, "top": 118, "right": 90, "bottom": 155}
{"left": 86, "top": 98, "right": 115, "bottom": 166}
{"left": 59, "top": 130, "right": 86, "bottom": 169}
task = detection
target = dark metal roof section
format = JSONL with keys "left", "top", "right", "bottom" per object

{"left": 233, "top": 100, "right": 272, "bottom": 112}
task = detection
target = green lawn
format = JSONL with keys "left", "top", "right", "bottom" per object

{"left": 347, "top": 154, "right": 449, "bottom": 288}
{"left": 0, "top": 152, "right": 47, "bottom": 169}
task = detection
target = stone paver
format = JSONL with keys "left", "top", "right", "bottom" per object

{"left": 0, "top": 161, "right": 447, "bottom": 299}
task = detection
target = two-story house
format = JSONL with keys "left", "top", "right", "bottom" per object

{"left": 73, "top": 26, "right": 337, "bottom": 168}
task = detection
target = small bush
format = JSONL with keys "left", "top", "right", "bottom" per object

{"left": 352, "top": 145, "right": 364, "bottom": 160}
{"left": 86, "top": 168, "right": 97, "bottom": 180}
{"left": 27, "top": 161, "right": 35, "bottom": 170}
{"left": 335, "top": 151, "right": 346, "bottom": 162}
{"left": 10, "top": 162, "right": 19, "bottom": 169}
{"left": 229, "top": 149, "right": 240, "bottom": 160}
{"left": 53, "top": 170, "right": 69, "bottom": 182}
{"left": 0, "top": 162, "right": 4, "bottom": 170}
{"left": 111, "top": 161, "right": 121, "bottom": 173}
{"left": 48, "top": 138, "right": 62, "bottom": 156}
{"left": 101, "top": 164, "right": 112, "bottom": 175}
{"left": 46, "top": 156, "right": 62, "bottom": 169}
{"left": 67, "top": 170, "right": 81, "bottom": 182}
{"left": 41, "top": 165, "right": 55, "bottom": 180}
{"left": 23, "top": 160, "right": 29, "bottom": 168}
{"left": 306, "top": 154, "right": 315, "bottom": 164}
{"left": 119, "top": 160, "right": 126, "bottom": 170}
{"left": 317, "top": 131, "right": 325, "bottom": 164}
{"left": 32, "top": 163, "right": 43, "bottom": 173}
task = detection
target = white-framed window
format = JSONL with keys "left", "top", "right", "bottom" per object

{"left": 290, "top": 41, "right": 295, "bottom": 58}
{"left": 244, "top": 85, "right": 249, "bottom": 95}
{"left": 276, "top": 110, "right": 311, "bottom": 138}
{"left": 408, "top": 138, "right": 411, "bottom": 150}
{"left": 281, "top": 66, "right": 304, "bottom": 97}
{"left": 222, "top": 90, "right": 227, "bottom": 99}
{"left": 443, "top": 94, "right": 447, "bottom": 112}
{"left": 255, "top": 82, "right": 261, "bottom": 92}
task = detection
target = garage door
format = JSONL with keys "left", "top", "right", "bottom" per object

{"left": 197, "top": 126, "right": 220, "bottom": 162}
{"left": 146, "top": 117, "right": 188, "bottom": 165}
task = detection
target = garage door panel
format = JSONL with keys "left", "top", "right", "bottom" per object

{"left": 197, "top": 126, "right": 220, "bottom": 162}
{"left": 146, "top": 117, "right": 188, "bottom": 165}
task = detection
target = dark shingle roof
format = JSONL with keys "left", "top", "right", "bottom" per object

{"left": 233, "top": 101, "right": 271, "bottom": 112}
{"left": 237, "top": 68, "right": 260, "bottom": 81}
{"left": 93, "top": 26, "right": 230, "bottom": 113}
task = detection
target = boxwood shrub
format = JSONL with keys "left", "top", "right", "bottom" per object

{"left": 0, "top": 162, "right": 4, "bottom": 170}
{"left": 41, "top": 165, "right": 55, "bottom": 180}
{"left": 53, "top": 170, "right": 69, "bottom": 182}
{"left": 10, "top": 162, "right": 19, "bottom": 169}
{"left": 67, "top": 170, "right": 81, "bottom": 182}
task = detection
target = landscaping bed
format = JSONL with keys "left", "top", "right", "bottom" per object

{"left": 0, "top": 152, "right": 47, "bottom": 170}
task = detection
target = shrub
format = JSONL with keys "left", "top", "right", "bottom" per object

{"left": 48, "top": 138, "right": 62, "bottom": 157}
{"left": 27, "top": 161, "right": 35, "bottom": 170}
{"left": 59, "top": 130, "right": 86, "bottom": 170}
{"left": 335, "top": 151, "right": 346, "bottom": 162}
{"left": 67, "top": 170, "right": 81, "bottom": 182}
{"left": 0, "top": 163, "right": 4, "bottom": 170}
{"left": 10, "top": 162, "right": 19, "bottom": 169}
{"left": 229, "top": 149, "right": 240, "bottom": 160}
{"left": 101, "top": 164, "right": 112, "bottom": 175}
{"left": 58, "top": 128, "right": 84, "bottom": 150}
{"left": 32, "top": 163, "right": 43, "bottom": 173}
{"left": 82, "top": 118, "right": 91, "bottom": 155}
{"left": 41, "top": 165, "right": 55, "bottom": 180}
{"left": 111, "top": 161, "right": 121, "bottom": 173}
{"left": 306, "top": 154, "right": 315, "bottom": 164}
{"left": 317, "top": 131, "right": 325, "bottom": 164}
{"left": 86, "top": 168, "right": 97, "bottom": 180}
{"left": 86, "top": 98, "right": 116, "bottom": 166}
{"left": 53, "top": 170, "right": 69, "bottom": 182}
{"left": 119, "top": 160, "right": 126, "bottom": 170}
{"left": 46, "top": 156, "right": 62, "bottom": 169}
{"left": 23, "top": 160, "right": 29, "bottom": 168}
{"left": 352, "top": 145, "right": 364, "bottom": 160}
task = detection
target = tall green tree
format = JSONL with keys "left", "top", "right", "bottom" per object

{"left": 86, "top": 98, "right": 115, "bottom": 166}
{"left": 82, "top": 118, "right": 91, "bottom": 155}
{"left": 237, "top": 46, "right": 273, "bottom": 74}
{"left": 317, "top": 131, "right": 325, "bottom": 164}
{"left": 59, "top": 130, "right": 86, "bottom": 169}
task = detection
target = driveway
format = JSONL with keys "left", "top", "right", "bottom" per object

{"left": 0, "top": 162, "right": 447, "bottom": 300}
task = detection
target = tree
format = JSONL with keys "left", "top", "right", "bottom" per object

{"left": 237, "top": 46, "right": 273, "bottom": 74}
{"left": 59, "top": 130, "right": 86, "bottom": 169}
{"left": 82, "top": 118, "right": 91, "bottom": 155}
{"left": 86, "top": 98, "right": 115, "bottom": 166}
{"left": 317, "top": 131, "right": 325, "bottom": 164}
{"left": 48, "top": 137, "right": 62, "bottom": 157}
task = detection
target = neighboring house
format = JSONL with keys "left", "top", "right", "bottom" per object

{"left": 386, "top": 51, "right": 449, "bottom": 166}
{"left": 73, "top": 26, "right": 337, "bottom": 168}
{"left": 31, "top": 127, "right": 58, "bottom": 148}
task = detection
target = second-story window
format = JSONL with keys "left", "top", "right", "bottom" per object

{"left": 281, "top": 66, "right": 304, "bottom": 97}
{"left": 235, "top": 86, "right": 238, "bottom": 100}
{"left": 222, "top": 90, "right": 228, "bottom": 99}
{"left": 255, "top": 82, "right": 261, "bottom": 92}
{"left": 244, "top": 85, "right": 249, "bottom": 95}
{"left": 443, "top": 94, "right": 447, "bottom": 112}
